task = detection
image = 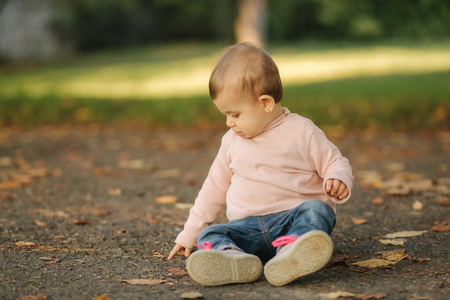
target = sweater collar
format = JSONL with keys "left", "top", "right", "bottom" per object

{"left": 260, "top": 107, "right": 290, "bottom": 134}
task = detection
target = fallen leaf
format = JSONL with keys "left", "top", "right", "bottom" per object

{"left": 320, "top": 291, "right": 356, "bottom": 299}
{"left": 117, "top": 229, "right": 129, "bottom": 234}
{"left": 71, "top": 220, "right": 93, "bottom": 225}
{"left": 28, "top": 168, "right": 49, "bottom": 177}
{"left": 355, "top": 293, "right": 387, "bottom": 299}
{"left": 154, "top": 169, "right": 181, "bottom": 178}
{"left": 351, "top": 217, "right": 368, "bottom": 225}
{"left": 108, "top": 188, "right": 122, "bottom": 196}
{"left": 175, "top": 203, "right": 193, "bottom": 210}
{"left": 378, "top": 239, "right": 406, "bottom": 246}
{"left": 383, "top": 230, "right": 428, "bottom": 239}
{"left": 0, "top": 193, "right": 15, "bottom": 201}
{"left": 122, "top": 278, "right": 166, "bottom": 285}
{"left": 0, "top": 181, "right": 22, "bottom": 190}
{"left": 166, "top": 267, "right": 188, "bottom": 276}
{"left": 350, "top": 258, "right": 398, "bottom": 268}
{"left": 406, "top": 255, "right": 430, "bottom": 264}
{"left": 15, "top": 241, "right": 38, "bottom": 250}
{"left": 33, "top": 219, "right": 48, "bottom": 226}
{"left": 412, "top": 200, "right": 423, "bottom": 211}
{"left": 371, "top": 196, "right": 384, "bottom": 205}
{"left": 118, "top": 159, "right": 146, "bottom": 169}
{"left": 438, "top": 197, "right": 450, "bottom": 206}
{"left": 378, "top": 249, "right": 406, "bottom": 261}
{"left": 92, "top": 295, "right": 110, "bottom": 300}
{"left": 431, "top": 223, "right": 450, "bottom": 232}
{"left": 17, "top": 294, "right": 47, "bottom": 300}
{"left": 156, "top": 195, "right": 179, "bottom": 204}
{"left": 180, "top": 292, "right": 205, "bottom": 299}
{"left": 30, "top": 209, "right": 69, "bottom": 218}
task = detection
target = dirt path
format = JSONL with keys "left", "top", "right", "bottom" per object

{"left": 0, "top": 126, "right": 449, "bottom": 300}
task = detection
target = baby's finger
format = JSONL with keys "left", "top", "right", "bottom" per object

{"left": 325, "top": 179, "right": 333, "bottom": 193}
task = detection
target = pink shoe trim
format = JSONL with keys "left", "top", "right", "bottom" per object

{"left": 194, "top": 242, "right": 212, "bottom": 249}
{"left": 272, "top": 236, "right": 298, "bottom": 247}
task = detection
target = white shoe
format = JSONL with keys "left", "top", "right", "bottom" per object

{"left": 186, "top": 249, "right": 262, "bottom": 286}
{"left": 264, "top": 230, "right": 333, "bottom": 286}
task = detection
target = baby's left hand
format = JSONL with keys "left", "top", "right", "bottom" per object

{"left": 325, "top": 178, "right": 349, "bottom": 200}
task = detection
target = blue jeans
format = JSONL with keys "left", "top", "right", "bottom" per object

{"left": 197, "top": 199, "right": 336, "bottom": 262}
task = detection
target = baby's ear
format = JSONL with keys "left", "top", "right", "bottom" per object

{"left": 259, "top": 95, "right": 275, "bottom": 113}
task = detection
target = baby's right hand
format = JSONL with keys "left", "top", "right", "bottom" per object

{"left": 168, "top": 243, "right": 192, "bottom": 260}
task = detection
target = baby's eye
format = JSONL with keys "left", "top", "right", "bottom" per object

{"left": 231, "top": 114, "right": 240, "bottom": 118}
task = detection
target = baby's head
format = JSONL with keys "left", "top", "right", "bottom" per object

{"left": 209, "top": 44, "right": 284, "bottom": 139}
{"left": 209, "top": 43, "right": 282, "bottom": 103}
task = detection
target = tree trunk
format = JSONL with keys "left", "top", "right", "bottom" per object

{"left": 234, "top": 0, "right": 267, "bottom": 48}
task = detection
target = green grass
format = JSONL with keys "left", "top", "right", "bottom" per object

{"left": 1, "top": 41, "right": 449, "bottom": 129}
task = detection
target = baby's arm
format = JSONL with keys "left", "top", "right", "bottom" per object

{"left": 325, "top": 178, "right": 349, "bottom": 200}
{"left": 168, "top": 243, "right": 192, "bottom": 260}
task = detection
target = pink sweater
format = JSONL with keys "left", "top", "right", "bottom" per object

{"left": 175, "top": 108, "right": 354, "bottom": 249}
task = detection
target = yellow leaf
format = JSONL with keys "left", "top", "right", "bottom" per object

{"left": 180, "top": 292, "right": 205, "bottom": 299}
{"left": 92, "top": 295, "right": 110, "bottom": 300}
{"left": 122, "top": 278, "right": 166, "bottom": 285}
{"left": 320, "top": 291, "right": 356, "bottom": 299}
{"left": 350, "top": 258, "right": 397, "bottom": 268}
{"left": 156, "top": 195, "right": 179, "bottom": 204}
{"left": 383, "top": 230, "right": 428, "bottom": 239}
{"left": 378, "top": 239, "right": 405, "bottom": 246}
{"left": 351, "top": 217, "right": 368, "bottom": 225}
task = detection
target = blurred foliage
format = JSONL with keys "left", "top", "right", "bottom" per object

{"left": 51, "top": 0, "right": 237, "bottom": 51}
{"left": 45, "top": 0, "right": 450, "bottom": 51}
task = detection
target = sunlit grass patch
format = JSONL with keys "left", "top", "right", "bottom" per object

{"left": 0, "top": 41, "right": 449, "bottom": 129}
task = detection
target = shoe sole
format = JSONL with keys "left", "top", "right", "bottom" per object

{"left": 264, "top": 230, "right": 333, "bottom": 286}
{"left": 186, "top": 250, "right": 262, "bottom": 286}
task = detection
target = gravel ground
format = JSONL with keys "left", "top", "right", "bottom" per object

{"left": 0, "top": 126, "right": 449, "bottom": 300}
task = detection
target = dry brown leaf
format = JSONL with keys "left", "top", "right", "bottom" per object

{"left": 122, "top": 278, "right": 166, "bottom": 285}
{"left": 378, "top": 249, "right": 406, "bottom": 261}
{"left": 166, "top": 267, "right": 188, "bottom": 276}
{"left": 431, "top": 223, "right": 450, "bottom": 232}
{"left": 383, "top": 230, "right": 428, "bottom": 239}
{"left": 71, "top": 219, "right": 93, "bottom": 225}
{"left": 371, "top": 196, "right": 384, "bottom": 205}
{"left": 180, "top": 292, "right": 205, "bottom": 299}
{"left": 350, "top": 258, "right": 398, "bottom": 268}
{"left": 15, "top": 241, "right": 38, "bottom": 250}
{"left": 378, "top": 239, "right": 406, "bottom": 246}
{"left": 351, "top": 217, "right": 368, "bottom": 225}
{"left": 0, "top": 193, "right": 15, "bottom": 201}
{"left": 33, "top": 219, "right": 48, "bottom": 226}
{"left": 355, "top": 293, "right": 387, "bottom": 299}
{"left": 92, "top": 295, "right": 110, "bottom": 300}
{"left": 156, "top": 195, "right": 179, "bottom": 204}
{"left": 438, "top": 197, "right": 450, "bottom": 206}
{"left": 406, "top": 255, "right": 430, "bottom": 264}
{"left": 320, "top": 291, "right": 356, "bottom": 299}
{"left": 0, "top": 181, "right": 22, "bottom": 190}
{"left": 17, "top": 295, "right": 47, "bottom": 300}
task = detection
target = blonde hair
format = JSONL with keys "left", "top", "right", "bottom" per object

{"left": 209, "top": 43, "right": 283, "bottom": 103}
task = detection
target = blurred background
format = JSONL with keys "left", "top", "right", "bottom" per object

{"left": 0, "top": 0, "right": 449, "bottom": 130}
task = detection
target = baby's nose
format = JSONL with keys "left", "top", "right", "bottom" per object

{"left": 226, "top": 117, "right": 235, "bottom": 127}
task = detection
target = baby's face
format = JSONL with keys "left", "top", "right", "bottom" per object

{"left": 213, "top": 88, "right": 271, "bottom": 139}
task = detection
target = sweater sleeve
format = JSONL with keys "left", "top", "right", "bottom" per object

{"left": 307, "top": 125, "right": 354, "bottom": 204}
{"left": 174, "top": 133, "right": 233, "bottom": 249}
